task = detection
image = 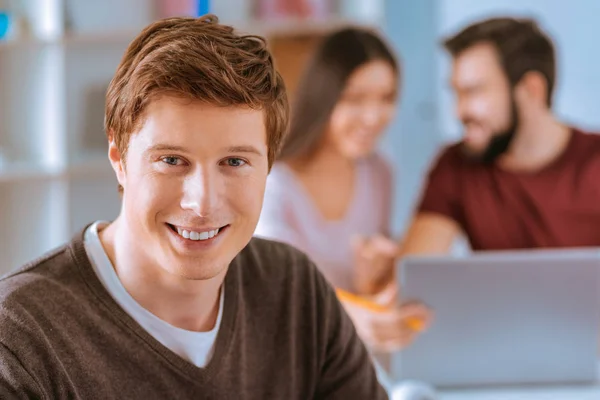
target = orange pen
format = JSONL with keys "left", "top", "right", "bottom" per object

{"left": 336, "top": 288, "right": 389, "bottom": 312}
{"left": 335, "top": 288, "right": 425, "bottom": 332}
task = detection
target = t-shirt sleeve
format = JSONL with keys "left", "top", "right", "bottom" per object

{"left": 0, "top": 343, "right": 44, "bottom": 399}
{"left": 417, "top": 147, "right": 462, "bottom": 223}
{"left": 313, "top": 266, "right": 388, "bottom": 399}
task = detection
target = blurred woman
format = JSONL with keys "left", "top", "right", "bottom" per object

{"left": 255, "top": 27, "right": 431, "bottom": 352}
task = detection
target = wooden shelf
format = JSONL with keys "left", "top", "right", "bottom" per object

{"left": 239, "top": 17, "right": 380, "bottom": 37}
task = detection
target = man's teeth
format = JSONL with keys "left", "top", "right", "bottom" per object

{"left": 176, "top": 227, "right": 220, "bottom": 241}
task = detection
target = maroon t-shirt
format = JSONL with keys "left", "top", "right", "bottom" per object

{"left": 418, "top": 129, "right": 600, "bottom": 250}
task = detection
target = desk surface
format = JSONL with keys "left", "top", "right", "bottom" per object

{"left": 381, "top": 356, "right": 600, "bottom": 400}
{"left": 383, "top": 363, "right": 600, "bottom": 400}
{"left": 436, "top": 361, "right": 600, "bottom": 399}
{"left": 439, "top": 384, "right": 600, "bottom": 399}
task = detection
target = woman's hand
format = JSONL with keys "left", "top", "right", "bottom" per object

{"left": 342, "top": 299, "right": 432, "bottom": 353}
{"left": 352, "top": 234, "right": 399, "bottom": 296}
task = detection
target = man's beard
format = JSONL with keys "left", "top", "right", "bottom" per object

{"left": 461, "top": 100, "right": 518, "bottom": 165}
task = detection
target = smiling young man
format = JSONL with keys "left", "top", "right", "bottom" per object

{"left": 0, "top": 16, "right": 386, "bottom": 399}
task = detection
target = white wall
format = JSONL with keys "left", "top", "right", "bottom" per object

{"left": 382, "top": 0, "right": 440, "bottom": 235}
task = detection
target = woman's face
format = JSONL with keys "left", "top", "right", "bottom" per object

{"left": 325, "top": 60, "right": 398, "bottom": 160}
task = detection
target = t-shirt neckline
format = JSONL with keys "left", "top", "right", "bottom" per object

{"left": 68, "top": 223, "right": 239, "bottom": 382}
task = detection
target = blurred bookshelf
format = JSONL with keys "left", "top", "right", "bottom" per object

{"left": 0, "top": 0, "right": 385, "bottom": 272}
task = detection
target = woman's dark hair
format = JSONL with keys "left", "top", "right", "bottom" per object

{"left": 278, "top": 27, "right": 399, "bottom": 161}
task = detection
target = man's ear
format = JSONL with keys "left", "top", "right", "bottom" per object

{"left": 514, "top": 71, "right": 548, "bottom": 107}
{"left": 107, "top": 131, "right": 126, "bottom": 191}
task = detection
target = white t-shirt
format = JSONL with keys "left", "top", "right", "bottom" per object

{"left": 84, "top": 221, "right": 224, "bottom": 368}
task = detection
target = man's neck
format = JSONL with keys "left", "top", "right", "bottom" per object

{"left": 498, "top": 113, "right": 570, "bottom": 172}
{"left": 98, "top": 217, "right": 223, "bottom": 332}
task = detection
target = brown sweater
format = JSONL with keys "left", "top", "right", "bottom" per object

{"left": 0, "top": 231, "right": 386, "bottom": 399}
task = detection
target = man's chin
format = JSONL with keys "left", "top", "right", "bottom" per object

{"left": 159, "top": 243, "right": 231, "bottom": 281}
{"left": 162, "top": 259, "right": 228, "bottom": 281}
{"left": 460, "top": 142, "right": 486, "bottom": 161}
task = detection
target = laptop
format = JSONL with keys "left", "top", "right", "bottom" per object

{"left": 390, "top": 247, "right": 600, "bottom": 389}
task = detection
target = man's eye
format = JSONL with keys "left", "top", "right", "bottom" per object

{"left": 161, "top": 156, "right": 180, "bottom": 166}
{"left": 226, "top": 158, "right": 247, "bottom": 167}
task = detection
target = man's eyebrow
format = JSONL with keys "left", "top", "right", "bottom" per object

{"left": 146, "top": 144, "right": 188, "bottom": 153}
{"left": 144, "top": 144, "right": 265, "bottom": 156}
{"left": 226, "top": 145, "right": 265, "bottom": 156}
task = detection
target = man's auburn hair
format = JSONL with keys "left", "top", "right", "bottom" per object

{"left": 105, "top": 14, "right": 289, "bottom": 189}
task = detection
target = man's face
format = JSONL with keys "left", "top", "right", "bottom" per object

{"left": 451, "top": 42, "right": 517, "bottom": 163}
{"left": 113, "top": 96, "right": 269, "bottom": 280}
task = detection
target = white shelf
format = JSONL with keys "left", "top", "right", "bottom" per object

{"left": 0, "top": 17, "right": 381, "bottom": 52}
{"left": 0, "top": 155, "right": 112, "bottom": 183}
{"left": 0, "top": 31, "right": 136, "bottom": 50}
{"left": 0, "top": 37, "right": 46, "bottom": 50}
{"left": 67, "top": 154, "right": 113, "bottom": 177}
{"left": 0, "top": 162, "right": 60, "bottom": 182}
{"left": 63, "top": 30, "right": 138, "bottom": 46}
